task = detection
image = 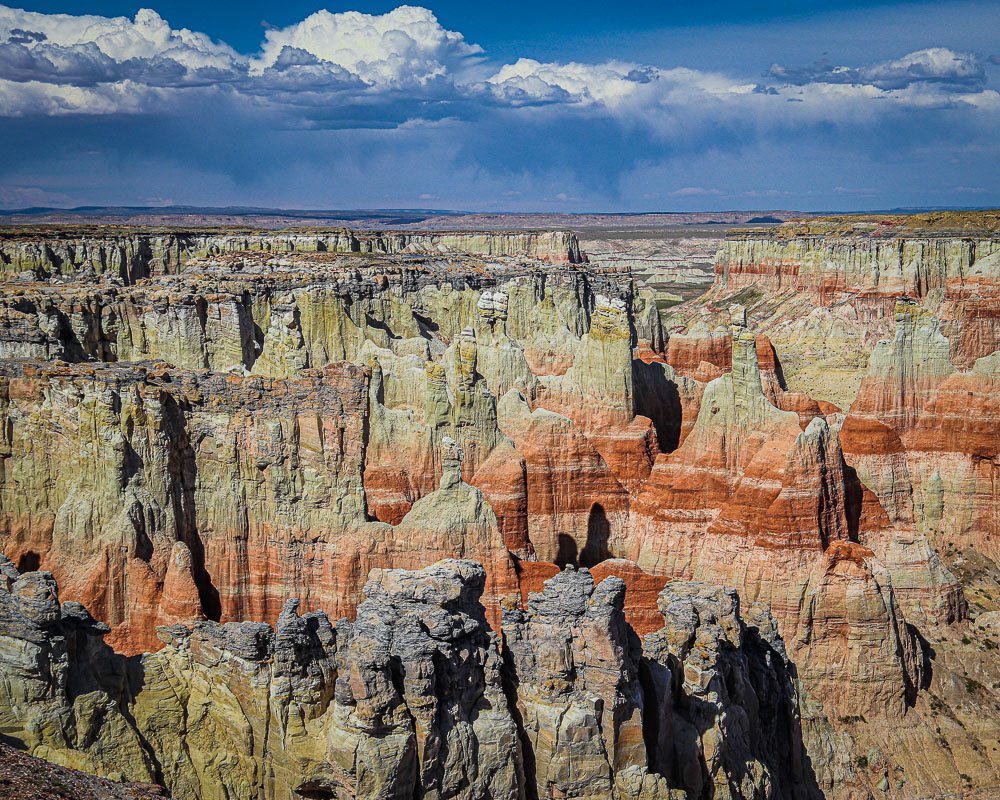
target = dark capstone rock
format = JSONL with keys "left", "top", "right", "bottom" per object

{"left": 190, "top": 620, "right": 275, "bottom": 662}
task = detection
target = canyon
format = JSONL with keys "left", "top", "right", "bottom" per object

{"left": 0, "top": 212, "right": 998, "bottom": 799}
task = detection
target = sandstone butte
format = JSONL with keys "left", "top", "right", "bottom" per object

{"left": 0, "top": 214, "right": 998, "bottom": 799}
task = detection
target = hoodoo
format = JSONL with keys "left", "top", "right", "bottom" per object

{"left": 1, "top": 214, "right": 999, "bottom": 799}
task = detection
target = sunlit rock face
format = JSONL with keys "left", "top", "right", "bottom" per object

{"left": 841, "top": 300, "right": 1000, "bottom": 605}
{"left": 0, "top": 237, "right": 662, "bottom": 655}
{"left": 2, "top": 215, "right": 1000, "bottom": 799}
{"left": 0, "top": 228, "right": 583, "bottom": 282}
{"left": 0, "top": 557, "right": 819, "bottom": 800}
{"left": 670, "top": 211, "right": 1000, "bottom": 409}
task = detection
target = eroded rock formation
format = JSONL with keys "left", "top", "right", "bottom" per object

{"left": 0, "top": 245, "right": 655, "bottom": 652}
{"left": 655, "top": 211, "right": 1000, "bottom": 797}
{"left": 0, "top": 556, "right": 820, "bottom": 800}
{"left": 671, "top": 210, "right": 1000, "bottom": 409}
{"left": 2, "top": 216, "right": 1000, "bottom": 799}
{"left": 0, "top": 227, "right": 582, "bottom": 281}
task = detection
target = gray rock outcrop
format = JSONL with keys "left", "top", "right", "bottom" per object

{"left": 0, "top": 555, "right": 821, "bottom": 799}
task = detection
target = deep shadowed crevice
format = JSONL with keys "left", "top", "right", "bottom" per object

{"left": 638, "top": 655, "right": 667, "bottom": 778}
{"left": 841, "top": 460, "right": 864, "bottom": 543}
{"left": 121, "top": 434, "right": 144, "bottom": 492}
{"left": 119, "top": 656, "right": 166, "bottom": 787}
{"left": 364, "top": 313, "right": 401, "bottom": 341}
{"left": 763, "top": 338, "right": 789, "bottom": 391}
{"left": 632, "top": 359, "right": 682, "bottom": 453}
{"left": 132, "top": 516, "right": 154, "bottom": 563}
{"left": 16, "top": 551, "right": 39, "bottom": 572}
{"left": 387, "top": 654, "right": 407, "bottom": 702}
{"left": 381, "top": 654, "right": 421, "bottom": 800}
{"left": 130, "top": 238, "right": 153, "bottom": 283}
{"left": 500, "top": 637, "right": 539, "bottom": 800}
{"left": 741, "top": 625, "right": 825, "bottom": 799}
{"left": 413, "top": 311, "right": 439, "bottom": 340}
{"left": 0, "top": 732, "right": 26, "bottom": 748}
{"left": 161, "top": 393, "right": 221, "bottom": 621}
{"left": 909, "top": 623, "right": 935, "bottom": 695}
{"left": 294, "top": 787, "right": 336, "bottom": 800}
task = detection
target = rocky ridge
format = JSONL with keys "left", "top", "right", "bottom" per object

{"left": 1, "top": 219, "right": 999, "bottom": 798}
{"left": 0, "top": 245, "right": 666, "bottom": 656}
{"left": 0, "top": 556, "right": 819, "bottom": 800}
{"left": 669, "top": 210, "right": 1000, "bottom": 408}
{"left": 659, "top": 211, "right": 1000, "bottom": 797}
{"left": 0, "top": 227, "right": 582, "bottom": 283}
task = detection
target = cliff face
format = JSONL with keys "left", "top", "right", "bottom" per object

{"left": 0, "top": 360, "right": 370, "bottom": 652}
{"left": 502, "top": 565, "right": 816, "bottom": 800}
{"left": 0, "top": 245, "right": 660, "bottom": 653}
{"left": 0, "top": 227, "right": 582, "bottom": 281}
{"left": 670, "top": 212, "right": 1000, "bottom": 408}
{"left": 0, "top": 557, "right": 818, "bottom": 800}
{"left": 0, "top": 359, "right": 527, "bottom": 654}
{"left": 2, "top": 219, "right": 1000, "bottom": 799}
{"left": 627, "top": 316, "right": 951, "bottom": 736}
{"left": 674, "top": 216, "right": 1000, "bottom": 585}
{"left": 655, "top": 212, "right": 1000, "bottom": 797}
{"left": 842, "top": 300, "right": 1000, "bottom": 561}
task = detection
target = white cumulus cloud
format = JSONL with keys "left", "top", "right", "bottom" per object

{"left": 768, "top": 47, "right": 986, "bottom": 90}
{"left": 254, "top": 6, "right": 483, "bottom": 89}
{"left": 0, "top": 5, "right": 241, "bottom": 77}
{"left": 0, "top": 2, "right": 995, "bottom": 141}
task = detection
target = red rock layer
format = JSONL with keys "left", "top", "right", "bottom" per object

{"left": 589, "top": 558, "right": 668, "bottom": 636}
{"left": 842, "top": 302, "right": 1000, "bottom": 563}
{"left": 0, "top": 362, "right": 526, "bottom": 653}
{"left": 497, "top": 391, "right": 630, "bottom": 565}
{"left": 937, "top": 278, "right": 1000, "bottom": 368}
{"left": 713, "top": 229, "right": 1000, "bottom": 365}
{"left": 621, "top": 324, "right": 954, "bottom": 717}
{"left": 792, "top": 540, "right": 923, "bottom": 718}
{"left": 529, "top": 385, "right": 660, "bottom": 493}
{"left": 515, "top": 560, "right": 561, "bottom": 602}
{"left": 665, "top": 326, "right": 732, "bottom": 379}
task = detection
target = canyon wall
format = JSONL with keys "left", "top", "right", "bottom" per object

{"left": 0, "top": 245, "right": 658, "bottom": 654}
{"left": 657, "top": 213, "right": 1000, "bottom": 797}
{"left": 1, "top": 218, "right": 1000, "bottom": 798}
{"left": 669, "top": 211, "right": 1000, "bottom": 408}
{"left": 0, "top": 227, "right": 582, "bottom": 282}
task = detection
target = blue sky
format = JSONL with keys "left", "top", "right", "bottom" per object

{"left": 1, "top": 0, "right": 998, "bottom": 211}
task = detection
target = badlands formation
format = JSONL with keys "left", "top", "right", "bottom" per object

{"left": 0, "top": 212, "right": 998, "bottom": 799}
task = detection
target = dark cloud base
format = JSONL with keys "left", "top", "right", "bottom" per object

{"left": 0, "top": 3, "right": 998, "bottom": 210}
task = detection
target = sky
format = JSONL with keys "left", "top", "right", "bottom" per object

{"left": 0, "top": 0, "right": 998, "bottom": 211}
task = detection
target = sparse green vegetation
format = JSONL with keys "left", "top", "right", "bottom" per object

{"left": 723, "top": 286, "right": 764, "bottom": 308}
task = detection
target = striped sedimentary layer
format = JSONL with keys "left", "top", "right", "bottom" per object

{"left": 0, "top": 227, "right": 583, "bottom": 281}
{"left": 1, "top": 218, "right": 998, "bottom": 798}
